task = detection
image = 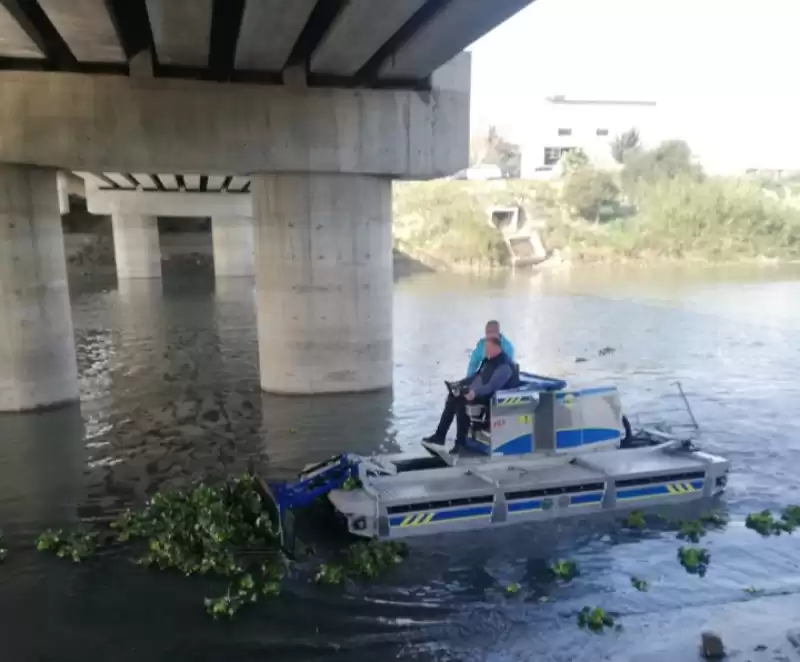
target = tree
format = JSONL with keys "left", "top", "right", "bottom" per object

{"left": 471, "top": 125, "right": 522, "bottom": 178}
{"left": 611, "top": 128, "right": 640, "bottom": 164}
{"left": 562, "top": 167, "right": 620, "bottom": 223}
{"left": 621, "top": 139, "right": 703, "bottom": 197}
{"left": 558, "top": 148, "right": 589, "bottom": 177}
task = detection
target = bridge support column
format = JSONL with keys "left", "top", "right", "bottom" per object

{"left": 0, "top": 164, "right": 79, "bottom": 411}
{"left": 111, "top": 213, "right": 161, "bottom": 279}
{"left": 252, "top": 173, "right": 393, "bottom": 394}
{"left": 212, "top": 216, "right": 254, "bottom": 278}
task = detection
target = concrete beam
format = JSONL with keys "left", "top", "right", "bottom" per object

{"left": 310, "top": 0, "right": 427, "bottom": 77}
{"left": 0, "top": 56, "right": 470, "bottom": 178}
{"left": 0, "top": 3, "right": 44, "bottom": 58}
{"left": 379, "top": 0, "right": 532, "bottom": 80}
{"left": 38, "top": 0, "right": 126, "bottom": 64}
{"left": 86, "top": 187, "right": 252, "bottom": 217}
{"left": 145, "top": 0, "right": 212, "bottom": 67}
{"left": 235, "top": 0, "right": 316, "bottom": 71}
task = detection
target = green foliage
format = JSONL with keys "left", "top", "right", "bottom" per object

{"left": 577, "top": 606, "right": 615, "bottom": 633}
{"left": 111, "top": 473, "right": 276, "bottom": 577}
{"left": 745, "top": 508, "right": 799, "bottom": 536}
{"left": 624, "top": 511, "right": 646, "bottom": 529}
{"left": 474, "top": 125, "right": 521, "bottom": 178}
{"left": 622, "top": 140, "right": 703, "bottom": 197}
{"left": 561, "top": 167, "right": 619, "bottom": 222}
{"left": 558, "top": 148, "right": 590, "bottom": 177}
{"left": 341, "top": 476, "right": 361, "bottom": 491}
{"left": 611, "top": 128, "right": 641, "bottom": 164}
{"left": 36, "top": 528, "right": 98, "bottom": 563}
{"left": 549, "top": 559, "right": 579, "bottom": 581}
{"left": 313, "top": 541, "right": 408, "bottom": 586}
{"left": 203, "top": 567, "right": 282, "bottom": 620}
{"left": 505, "top": 582, "right": 521, "bottom": 594}
{"left": 677, "top": 520, "right": 707, "bottom": 543}
{"left": 630, "top": 576, "right": 649, "bottom": 592}
{"left": 677, "top": 546, "right": 710, "bottom": 576}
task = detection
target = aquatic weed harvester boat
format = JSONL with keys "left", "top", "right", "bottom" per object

{"left": 267, "top": 373, "right": 730, "bottom": 541}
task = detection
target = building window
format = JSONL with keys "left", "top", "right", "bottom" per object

{"left": 557, "top": 128, "right": 572, "bottom": 136}
{"left": 596, "top": 128, "right": 609, "bottom": 136}
{"left": 544, "top": 146, "right": 573, "bottom": 166}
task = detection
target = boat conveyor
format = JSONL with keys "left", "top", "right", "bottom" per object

{"left": 269, "top": 373, "right": 730, "bottom": 541}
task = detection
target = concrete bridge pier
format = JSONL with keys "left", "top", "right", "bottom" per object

{"left": 211, "top": 217, "right": 255, "bottom": 278}
{"left": 252, "top": 174, "right": 393, "bottom": 394}
{"left": 0, "top": 165, "right": 79, "bottom": 411}
{"left": 111, "top": 213, "right": 162, "bottom": 279}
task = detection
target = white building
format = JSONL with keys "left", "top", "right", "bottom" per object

{"left": 520, "top": 95, "right": 667, "bottom": 177}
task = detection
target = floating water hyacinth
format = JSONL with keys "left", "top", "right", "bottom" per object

{"left": 678, "top": 546, "right": 710, "bottom": 576}
{"left": 624, "top": 511, "right": 646, "bottom": 529}
{"left": 36, "top": 529, "right": 97, "bottom": 563}
{"left": 630, "top": 576, "right": 649, "bottom": 591}
{"left": 577, "top": 606, "right": 615, "bottom": 633}
{"left": 549, "top": 559, "right": 579, "bottom": 581}
{"left": 313, "top": 541, "right": 408, "bottom": 585}
{"left": 677, "top": 520, "right": 707, "bottom": 543}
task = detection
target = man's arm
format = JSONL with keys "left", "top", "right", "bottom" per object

{"left": 472, "top": 365, "right": 513, "bottom": 398}
{"left": 466, "top": 341, "right": 483, "bottom": 378}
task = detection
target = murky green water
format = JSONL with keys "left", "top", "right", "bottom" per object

{"left": 2, "top": 263, "right": 800, "bottom": 661}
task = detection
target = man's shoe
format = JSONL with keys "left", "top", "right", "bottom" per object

{"left": 451, "top": 438, "right": 467, "bottom": 454}
{"left": 422, "top": 434, "right": 444, "bottom": 445}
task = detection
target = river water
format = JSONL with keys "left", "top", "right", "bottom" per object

{"left": 2, "top": 263, "right": 800, "bottom": 661}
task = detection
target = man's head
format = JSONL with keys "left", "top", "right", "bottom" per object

{"left": 485, "top": 320, "right": 501, "bottom": 340}
{"left": 484, "top": 335, "right": 503, "bottom": 359}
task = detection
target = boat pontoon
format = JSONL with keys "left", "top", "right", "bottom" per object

{"left": 269, "top": 373, "right": 730, "bottom": 541}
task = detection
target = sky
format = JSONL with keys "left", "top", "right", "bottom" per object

{"left": 467, "top": 0, "right": 800, "bottom": 169}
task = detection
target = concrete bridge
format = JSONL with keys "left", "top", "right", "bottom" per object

{"left": 0, "top": 0, "right": 533, "bottom": 411}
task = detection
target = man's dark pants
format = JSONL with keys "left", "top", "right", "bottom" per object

{"left": 433, "top": 392, "right": 490, "bottom": 444}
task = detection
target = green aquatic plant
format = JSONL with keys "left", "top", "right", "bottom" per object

{"left": 745, "top": 510, "right": 795, "bottom": 537}
{"left": 677, "top": 520, "right": 707, "bottom": 543}
{"left": 341, "top": 475, "right": 361, "bottom": 491}
{"left": 577, "top": 606, "right": 615, "bottom": 633}
{"left": 314, "top": 563, "right": 345, "bottom": 586}
{"left": 203, "top": 565, "right": 283, "bottom": 619}
{"left": 781, "top": 505, "right": 800, "bottom": 528}
{"left": 678, "top": 546, "right": 710, "bottom": 576}
{"left": 111, "top": 473, "right": 278, "bottom": 577}
{"left": 505, "top": 582, "right": 521, "bottom": 594}
{"left": 624, "top": 511, "right": 646, "bottom": 529}
{"left": 630, "top": 576, "right": 649, "bottom": 592}
{"left": 36, "top": 528, "right": 97, "bottom": 563}
{"left": 314, "top": 541, "right": 408, "bottom": 586}
{"left": 549, "top": 559, "right": 579, "bottom": 581}
{"left": 699, "top": 511, "right": 728, "bottom": 529}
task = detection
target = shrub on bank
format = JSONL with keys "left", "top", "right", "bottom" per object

{"left": 393, "top": 173, "right": 800, "bottom": 266}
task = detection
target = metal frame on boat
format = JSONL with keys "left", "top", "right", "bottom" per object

{"left": 270, "top": 373, "right": 730, "bottom": 541}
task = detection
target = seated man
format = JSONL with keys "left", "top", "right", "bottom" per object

{"left": 466, "top": 319, "right": 515, "bottom": 378}
{"left": 423, "top": 336, "right": 520, "bottom": 451}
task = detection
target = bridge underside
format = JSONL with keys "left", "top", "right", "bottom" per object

{"left": 0, "top": 0, "right": 531, "bottom": 88}
{"left": 0, "top": 0, "right": 534, "bottom": 408}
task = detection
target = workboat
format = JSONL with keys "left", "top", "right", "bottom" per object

{"left": 267, "top": 373, "right": 730, "bottom": 541}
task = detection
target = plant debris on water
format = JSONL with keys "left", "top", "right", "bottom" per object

{"left": 36, "top": 528, "right": 98, "bottom": 563}
{"left": 549, "top": 559, "right": 579, "bottom": 581}
{"left": 745, "top": 508, "right": 800, "bottom": 536}
{"left": 699, "top": 511, "right": 728, "bottom": 529}
{"left": 314, "top": 540, "right": 408, "bottom": 585}
{"left": 624, "top": 511, "right": 646, "bottom": 529}
{"left": 630, "top": 576, "right": 649, "bottom": 591}
{"left": 678, "top": 546, "right": 710, "bottom": 576}
{"left": 111, "top": 474, "right": 276, "bottom": 577}
{"left": 577, "top": 606, "right": 615, "bottom": 632}
{"left": 341, "top": 476, "right": 361, "bottom": 491}
{"left": 677, "top": 520, "right": 707, "bottom": 543}
{"left": 505, "top": 582, "right": 521, "bottom": 594}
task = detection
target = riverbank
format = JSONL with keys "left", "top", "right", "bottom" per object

{"left": 393, "top": 178, "right": 800, "bottom": 270}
